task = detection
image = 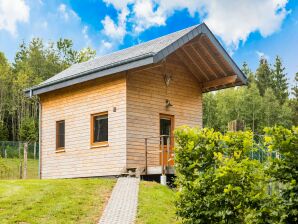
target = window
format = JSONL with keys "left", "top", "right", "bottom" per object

{"left": 56, "top": 120, "right": 65, "bottom": 150}
{"left": 91, "top": 112, "right": 108, "bottom": 146}
{"left": 160, "top": 117, "right": 172, "bottom": 145}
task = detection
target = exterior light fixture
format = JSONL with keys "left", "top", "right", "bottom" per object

{"left": 164, "top": 73, "right": 172, "bottom": 87}
{"left": 165, "top": 99, "right": 173, "bottom": 108}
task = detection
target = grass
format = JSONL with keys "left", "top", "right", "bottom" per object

{"left": 0, "top": 178, "right": 115, "bottom": 224}
{"left": 0, "top": 158, "right": 39, "bottom": 179}
{"left": 136, "top": 181, "right": 180, "bottom": 224}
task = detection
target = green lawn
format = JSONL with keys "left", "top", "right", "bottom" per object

{"left": 0, "top": 178, "right": 115, "bottom": 224}
{"left": 0, "top": 158, "right": 39, "bottom": 179}
{"left": 136, "top": 181, "right": 180, "bottom": 224}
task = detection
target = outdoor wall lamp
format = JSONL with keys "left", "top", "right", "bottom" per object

{"left": 164, "top": 73, "right": 172, "bottom": 87}
{"left": 165, "top": 99, "right": 173, "bottom": 108}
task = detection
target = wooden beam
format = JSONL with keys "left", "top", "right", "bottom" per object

{"left": 182, "top": 34, "right": 203, "bottom": 47}
{"left": 198, "top": 37, "right": 228, "bottom": 76}
{"left": 175, "top": 51, "right": 204, "bottom": 82}
{"left": 188, "top": 45, "right": 218, "bottom": 80}
{"left": 202, "top": 75, "right": 237, "bottom": 89}
{"left": 181, "top": 47, "right": 210, "bottom": 81}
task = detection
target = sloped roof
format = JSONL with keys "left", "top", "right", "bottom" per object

{"left": 26, "top": 23, "right": 246, "bottom": 96}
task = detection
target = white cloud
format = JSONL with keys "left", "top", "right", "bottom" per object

{"left": 101, "top": 0, "right": 134, "bottom": 45}
{"left": 202, "top": 0, "right": 289, "bottom": 50}
{"left": 58, "top": 3, "right": 66, "bottom": 13}
{"left": 101, "top": 0, "right": 289, "bottom": 51}
{"left": 101, "top": 40, "right": 113, "bottom": 50}
{"left": 82, "top": 25, "right": 94, "bottom": 47}
{"left": 58, "top": 3, "right": 79, "bottom": 21}
{"left": 132, "top": 0, "right": 165, "bottom": 33}
{"left": 0, "top": 0, "right": 30, "bottom": 36}
{"left": 101, "top": 15, "right": 126, "bottom": 42}
{"left": 256, "top": 51, "right": 270, "bottom": 61}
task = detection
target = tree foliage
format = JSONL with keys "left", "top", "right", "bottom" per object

{"left": 272, "top": 56, "right": 288, "bottom": 104}
{"left": 0, "top": 38, "right": 96, "bottom": 141}
{"left": 265, "top": 126, "right": 298, "bottom": 223}
{"left": 203, "top": 57, "right": 294, "bottom": 133}
{"left": 256, "top": 58, "right": 273, "bottom": 96}
{"left": 174, "top": 127, "right": 281, "bottom": 224}
{"left": 290, "top": 72, "right": 298, "bottom": 125}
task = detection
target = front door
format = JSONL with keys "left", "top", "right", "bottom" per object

{"left": 160, "top": 114, "right": 174, "bottom": 166}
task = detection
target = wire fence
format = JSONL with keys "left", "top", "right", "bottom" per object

{"left": 0, "top": 141, "right": 39, "bottom": 180}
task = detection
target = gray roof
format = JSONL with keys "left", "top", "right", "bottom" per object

{"left": 26, "top": 23, "right": 246, "bottom": 96}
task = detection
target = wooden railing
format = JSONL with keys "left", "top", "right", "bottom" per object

{"left": 144, "top": 135, "right": 174, "bottom": 175}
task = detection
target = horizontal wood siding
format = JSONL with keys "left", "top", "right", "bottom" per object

{"left": 126, "top": 56, "right": 203, "bottom": 168}
{"left": 40, "top": 73, "right": 127, "bottom": 179}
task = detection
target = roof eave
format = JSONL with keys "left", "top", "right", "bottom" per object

{"left": 200, "top": 23, "right": 247, "bottom": 85}
{"left": 153, "top": 23, "right": 247, "bottom": 85}
{"left": 25, "top": 54, "right": 155, "bottom": 97}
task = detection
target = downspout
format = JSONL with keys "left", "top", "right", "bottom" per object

{"left": 38, "top": 99, "right": 42, "bottom": 179}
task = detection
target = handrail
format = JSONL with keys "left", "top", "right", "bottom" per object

{"left": 144, "top": 135, "right": 174, "bottom": 175}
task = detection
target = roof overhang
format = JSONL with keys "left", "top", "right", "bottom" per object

{"left": 25, "top": 54, "right": 154, "bottom": 96}
{"left": 25, "top": 23, "right": 247, "bottom": 97}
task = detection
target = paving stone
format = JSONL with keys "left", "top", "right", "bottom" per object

{"left": 99, "top": 177, "right": 140, "bottom": 224}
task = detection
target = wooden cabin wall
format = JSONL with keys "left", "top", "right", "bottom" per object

{"left": 39, "top": 73, "right": 127, "bottom": 179}
{"left": 126, "top": 56, "right": 203, "bottom": 169}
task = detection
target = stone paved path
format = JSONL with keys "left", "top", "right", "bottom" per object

{"left": 99, "top": 177, "right": 140, "bottom": 224}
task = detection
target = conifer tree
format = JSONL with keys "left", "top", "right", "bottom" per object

{"left": 293, "top": 72, "right": 298, "bottom": 99}
{"left": 242, "top": 62, "right": 255, "bottom": 85}
{"left": 291, "top": 73, "right": 298, "bottom": 125}
{"left": 272, "top": 56, "right": 288, "bottom": 104}
{"left": 255, "top": 58, "right": 273, "bottom": 96}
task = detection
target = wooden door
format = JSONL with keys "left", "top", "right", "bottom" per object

{"left": 159, "top": 114, "right": 174, "bottom": 166}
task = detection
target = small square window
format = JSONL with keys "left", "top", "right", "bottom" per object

{"left": 56, "top": 120, "right": 65, "bottom": 150}
{"left": 91, "top": 112, "right": 108, "bottom": 146}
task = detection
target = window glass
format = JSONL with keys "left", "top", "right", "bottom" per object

{"left": 56, "top": 121, "right": 65, "bottom": 149}
{"left": 93, "top": 114, "right": 108, "bottom": 143}
{"left": 160, "top": 118, "right": 171, "bottom": 145}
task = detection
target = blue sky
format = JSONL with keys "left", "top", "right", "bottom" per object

{"left": 0, "top": 0, "right": 297, "bottom": 86}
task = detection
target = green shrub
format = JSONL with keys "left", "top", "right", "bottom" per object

{"left": 0, "top": 156, "right": 10, "bottom": 177}
{"left": 265, "top": 126, "right": 298, "bottom": 223}
{"left": 174, "top": 127, "right": 280, "bottom": 224}
{"left": 19, "top": 116, "right": 38, "bottom": 143}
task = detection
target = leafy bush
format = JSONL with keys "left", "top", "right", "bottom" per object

{"left": 265, "top": 126, "right": 298, "bottom": 223}
{"left": 174, "top": 127, "right": 281, "bottom": 224}
{"left": 19, "top": 116, "right": 38, "bottom": 142}
{"left": 0, "top": 156, "right": 10, "bottom": 176}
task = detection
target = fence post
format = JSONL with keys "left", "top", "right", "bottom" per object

{"left": 1, "top": 142, "right": 3, "bottom": 157}
{"left": 18, "top": 142, "right": 21, "bottom": 159}
{"left": 23, "top": 142, "right": 28, "bottom": 179}
{"left": 34, "top": 142, "right": 36, "bottom": 160}
{"left": 19, "top": 161, "right": 23, "bottom": 179}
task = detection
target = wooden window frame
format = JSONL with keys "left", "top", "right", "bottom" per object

{"left": 159, "top": 113, "right": 175, "bottom": 144}
{"left": 56, "top": 120, "right": 65, "bottom": 152}
{"left": 90, "top": 112, "right": 109, "bottom": 147}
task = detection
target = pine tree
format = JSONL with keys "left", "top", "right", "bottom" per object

{"left": 291, "top": 73, "right": 298, "bottom": 125}
{"left": 255, "top": 58, "right": 273, "bottom": 96}
{"left": 242, "top": 62, "right": 255, "bottom": 85}
{"left": 272, "top": 56, "right": 288, "bottom": 104}
{"left": 293, "top": 72, "right": 298, "bottom": 99}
